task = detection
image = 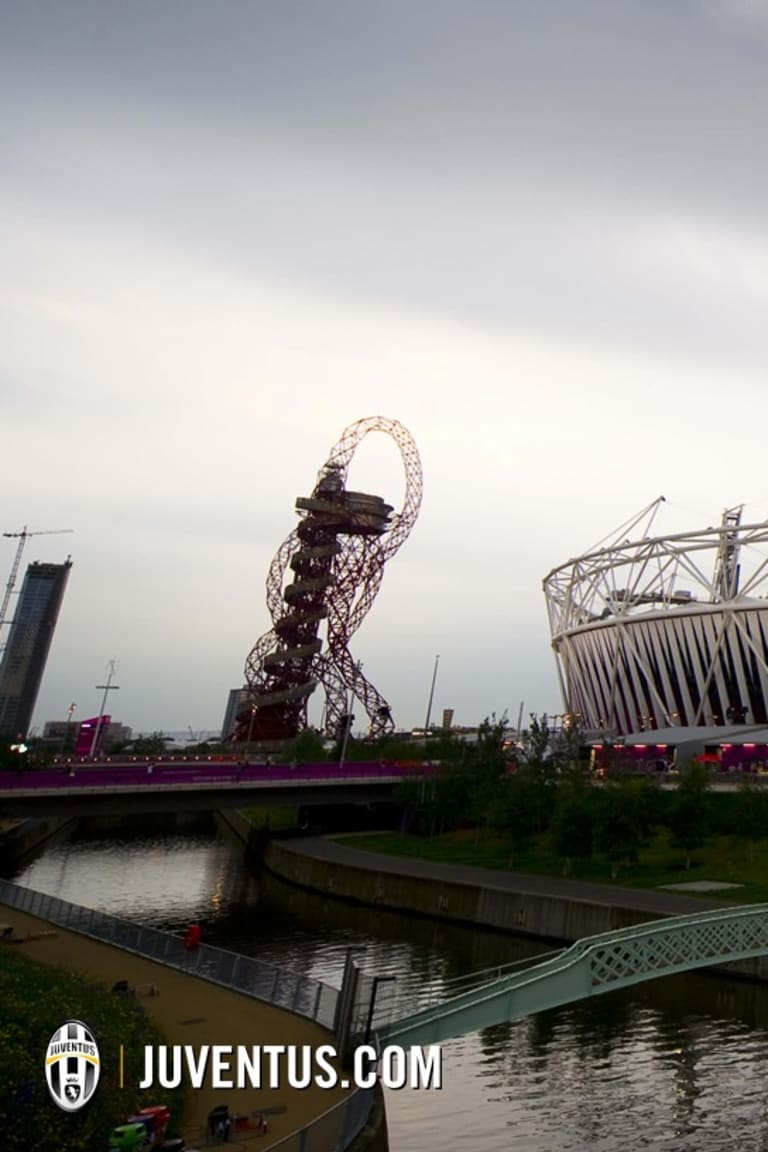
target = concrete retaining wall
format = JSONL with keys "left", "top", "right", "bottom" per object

{"left": 216, "top": 808, "right": 257, "bottom": 847}
{"left": 0, "top": 816, "right": 72, "bottom": 871}
{"left": 261, "top": 837, "right": 768, "bottom": 983}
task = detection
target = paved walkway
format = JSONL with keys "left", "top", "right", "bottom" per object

{"left": 0, "top": 902, "right": 348, "bottom": 1149}
{"left": 291, "top": 837, "right": 734, "bottom": 918}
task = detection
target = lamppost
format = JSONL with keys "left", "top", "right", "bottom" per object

{"left": 516, "top": 700, "right": 525, "bottom": 740}
{"left": 423, "top": 654, "right": 440, "bottom": 738}
{"left": 245, "top": 705, "right": 257, "bottom": 762}
{"left": 339, "top": 662, "right": 362, "bottom": 771}
{"left": 60, "top": 702, "right": 76, "bottom": 755}
{"left": 90, "top": 659, "right": 119, "bottom": 758}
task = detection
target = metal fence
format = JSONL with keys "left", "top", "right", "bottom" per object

{"left": 358, "top": 948, "right": 563, "bottom": 1031}
{"left": 253, "top": 1085, "right": 376, "bottom": 1152}
{"left": 0, "top": 879, "right": 339, "bottom": 1028}
{"left": 0, "top": 879, "right": 376, "bottom": 1151}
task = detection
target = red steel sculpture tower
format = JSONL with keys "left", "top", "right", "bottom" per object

{"left": 236, "top": 417, "right": 422, "bottom": 742}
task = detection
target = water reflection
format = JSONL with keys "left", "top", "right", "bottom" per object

{"left": 10, "top": 818, "right": 768, "bottom": 1150}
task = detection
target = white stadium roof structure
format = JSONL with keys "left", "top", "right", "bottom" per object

{"left": 543, "top": 498, "right": 768, "bottom": 738}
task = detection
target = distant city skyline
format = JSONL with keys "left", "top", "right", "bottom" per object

{"left": 4, "top": 2, "right": 768, "bottom": 734}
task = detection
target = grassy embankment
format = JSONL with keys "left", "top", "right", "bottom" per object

{"left": 0, "top": 947, "right": 184, "bottom": 1152}
{"left": 335, "top": 828, "right": 768, "bottom": 904}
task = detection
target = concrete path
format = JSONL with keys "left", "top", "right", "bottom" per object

{"left": 292, "top": 837, "right": 735, "bottom": 918}
{"left": 0, "top": 902, "right": 348, "bottom": 1149}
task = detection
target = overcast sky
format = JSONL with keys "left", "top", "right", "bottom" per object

{"left": 3, "top": 0, "right": 768, "bottom": 737}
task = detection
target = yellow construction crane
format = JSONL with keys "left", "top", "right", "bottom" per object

{"left": 0, "top": 526, "right": 74, "bottom": 649}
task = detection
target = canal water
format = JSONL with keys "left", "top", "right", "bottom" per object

{"left": 9, "top": 815, "right": 768, "bottom": 1151}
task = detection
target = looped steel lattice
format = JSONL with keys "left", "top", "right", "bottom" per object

{"left": 237, "top": 417, "right": 422, "bottom": 742}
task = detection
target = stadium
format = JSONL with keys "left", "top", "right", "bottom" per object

{"left": 543, "top": 498, "right": 768, "bottom": 738}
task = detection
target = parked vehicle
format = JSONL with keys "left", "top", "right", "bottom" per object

{"left": 108, "top": 1103, "right": 178, "bottom": 1151}
{"left": 108, "top": 1123, "right": 147, "bottom": 1151}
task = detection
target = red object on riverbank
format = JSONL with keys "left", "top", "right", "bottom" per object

{"left": 183, "top": 924, "right": 201, "bottom": 951}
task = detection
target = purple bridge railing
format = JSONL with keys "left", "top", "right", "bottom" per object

{"left": 0, "top": 759, "right": 435, "bottom": 795}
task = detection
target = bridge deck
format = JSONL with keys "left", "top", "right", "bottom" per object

{"left": 0, "top": 762, "right": 432, "bottom": 816}
{"left": 378, "top": 903, "right": 768, "bottom": 1047}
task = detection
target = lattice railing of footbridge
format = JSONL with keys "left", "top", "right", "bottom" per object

{"left": 377, "top": 904, "right": 768, "bottom": 1048}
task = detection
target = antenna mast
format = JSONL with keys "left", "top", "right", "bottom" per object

{"left": 712, "top": 505, "right": 744, "bottom": 602}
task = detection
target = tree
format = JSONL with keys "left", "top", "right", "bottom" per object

{"left": 290, "top": 727, "right": 327, "bottom": 763}
{"left": 734, "top": 775, "right": 768, "bottom": 861}
{"left": 431, "top": 763, "right": 474, "bottom": 834}
{"left": 668, "top": 760, "right": 711, "bottom": 869}
{"left": 519, "top": 713, "right": 551, "bottom": 771}
{"left": 128, "top": 733, "right": 172, "bottom": 756}
{"left": 459, "top": 714, "right": 510, "bottom": 829}
{"left": 491, "top": 775, "right": 542, "bottom": 859}
{"left": 392, "top": 719, "right": 503, "bottom": 838}
{"left": 552, "top": 772, "right": 595, "bottom": 874}
{"left": 513, "top": 713, "right": 558, "bottom": 835}
{"left": 594, "top": 778, "right": 657, "bottom": 879}
{"left": 392, "top": 765, "right": 466, "bottom": 837}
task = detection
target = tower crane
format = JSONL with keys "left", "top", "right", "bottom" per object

{"left": 0, "top": 527, "right": 74, "bottom": 651}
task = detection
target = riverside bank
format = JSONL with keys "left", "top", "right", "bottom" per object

{"left": 0, "top": 816, "right": 72, "bottom": 870}
{"left": 1, "top": 814, "right": 387, "bottom": 1150}
{"left": 239, "top": 828, "right": 768, "bottom": 984}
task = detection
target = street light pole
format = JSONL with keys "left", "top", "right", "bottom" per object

{"left": 339, "top": 686, "right": 353, "bottom": 771}
{"left": 423, "top": 654, "right": 440, "bottom": 737}
{"left": 90, "top": 659, "right": 119, "bottom": 758}
{"left": 339, "top": 662, "right": 362, "bottom": 771}
{"left": 60, "top": 702, "right": 76, "bottom": 755}
{"left": 244, "top": 705, "right": 257, "bottom": 762}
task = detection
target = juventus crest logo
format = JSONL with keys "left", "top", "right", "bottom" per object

{"left": 45, "top": 1021, "right": 100, "bottom": 1112}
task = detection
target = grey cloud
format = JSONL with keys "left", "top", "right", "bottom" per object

{"left": 4, "top": 0, "right": 768, "bottom": 380}
{"left": 4, "top": 1, "right": 768, "bottom": 213}
{"left": 5, "top": 0, "right": 768, "bottom": 731}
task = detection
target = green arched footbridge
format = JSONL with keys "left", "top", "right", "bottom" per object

{"left": 378, "top": 904, "right": 768, "bottom": 1047}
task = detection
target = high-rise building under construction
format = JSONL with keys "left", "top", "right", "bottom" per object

{"left": 0, "top": 560, "right": 72, "bottom": 739}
